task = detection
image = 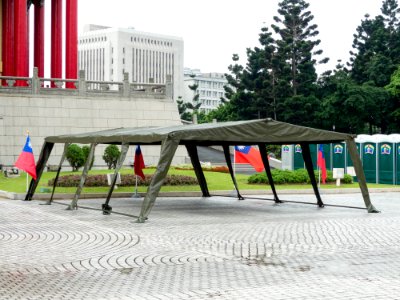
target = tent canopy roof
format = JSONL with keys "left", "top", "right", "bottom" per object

{"left": 45, "top": 119, "right": 353, "bottom": 145}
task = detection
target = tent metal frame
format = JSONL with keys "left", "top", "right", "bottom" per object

{"left": 24, "top": 119, "right": 380, "bottom": 222}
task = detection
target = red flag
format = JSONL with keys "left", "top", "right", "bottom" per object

{"left": 234, "top": 146, "right": 264, "bottom": 172}
{"left": 15, "top": 135, "right": 37, "bottom": 180}
{"left": 134, "top": 145, "right": 145, "bottom": 180}
{"left": 317, "top": 144, "right": 327, "bottom": 184}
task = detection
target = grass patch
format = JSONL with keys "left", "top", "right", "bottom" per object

{"left": 0, "top": 167, "right": 398, "bottom": 194}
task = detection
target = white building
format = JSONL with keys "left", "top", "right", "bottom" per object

{"left": 78, "top": 25, "right": 184, "bottom": 101}
{"left": 183, "top": 68, "right": 228, "bottom": 113}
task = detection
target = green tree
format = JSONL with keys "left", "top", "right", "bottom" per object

{"left": 320, "top": 68, "right": 391, "bottom": 134}
{"left": 385, "top": 65, "right": 400, "bottom": 131}
{"left": 65, "top": 144, "right": 85, "bottom": 172}
{"left": 271, "top": 0, "right": 328, "bottom": 97}
{"left": 176, "top": 96, "right": 192, "bottom": 121}
{"left": 187, "top": 76, "right": 202, "bottom": 117}
{"left": 349, "top": 15, "right": 394, "bottom": 86}
{"left": 349, "top": 1, "right": 400, "bottom": 87}
{"left": 223, "top": 27, "right": 279, "bottom": 121}
{"left": 82, "top": 145, "right": 94, "bottom": 170}
{"left": 102, "top": 145, "right": 121, "bottom": 169}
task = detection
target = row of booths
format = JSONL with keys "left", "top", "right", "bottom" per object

{"left": 281, "top": 134, "right": 400, "bottom": 185}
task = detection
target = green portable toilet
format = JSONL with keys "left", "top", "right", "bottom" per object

{"left": 390, "top": 134, "right": 400, "bottom": 185}
{"left": 376, "top": 134, "right": 395, "bottom": 184}
{"left": 310, "top": 144, "right": 318, "bottom": 168}
{"left": 293, "top": 143, "right": 305, "bottom": 170}
{"left": 397, "top": 140, "right": 400, "bottom": 185}
{"left": 322, "top": 143, "right": 332, "bottom": 170}
{"left": 292, "top": 143, "right": 331, "bottom": 171}
{"left": 356, "top": 135, "right": 377, "bottom": 183}
{"left": 332, "top": 142, "right": 345, "bottom": 170}
{"left": 347, "top": 137, "right": 363, "bottom": 182}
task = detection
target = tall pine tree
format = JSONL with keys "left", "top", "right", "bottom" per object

{"left": 271, "top": 0, "right": 327, "bottom": 97}
{"left": 349, "top": 0, "right": 400, "bottom": 87}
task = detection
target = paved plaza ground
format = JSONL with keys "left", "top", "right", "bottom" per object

{"left": 0, "top": 191, "right": 399, "bottom": 299}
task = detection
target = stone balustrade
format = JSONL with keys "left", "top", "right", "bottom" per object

{"left": 0, "top": 68, "right": 172, "bottom": 99}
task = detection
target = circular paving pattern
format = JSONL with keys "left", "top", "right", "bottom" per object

{"left": 0, "top": 193, "right": 400, "bottom": 299}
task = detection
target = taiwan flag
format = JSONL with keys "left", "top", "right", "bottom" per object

{"left": 317, "top": 144, "right": 327, "bottom": 184}
{"left": 134, "top": 145, "right": 145, "bottom": 180}
{"left": 14, "top": 135, "right": 37, "bottom": 180}
{"left": 234, "top": 146, "right": 264, "bottom": 172}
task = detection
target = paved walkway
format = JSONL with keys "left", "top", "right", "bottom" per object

{"left": 0, "top": 192, "right": 399, "bottom": 299}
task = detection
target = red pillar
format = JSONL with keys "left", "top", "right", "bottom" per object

{"left": 34, "top": 0, "right": 45, "bottom": 78}
{"left": 14, "top": 0, "right": 29, "bottom": 86}
{"left": 51, "top": 0, "right": 62, "bottom": 86}
{"left": 65, "top": 0, "right": 77, "bottom": 88}
{"left": 2, "top": 0, "right": 15, "bottom": 77}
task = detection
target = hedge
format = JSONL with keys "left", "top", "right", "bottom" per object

{"left": 248, "top": 169, "right": 353, "bottom": 185}
{"left": 48, "top": 174, "right": 198, "bottom": 187}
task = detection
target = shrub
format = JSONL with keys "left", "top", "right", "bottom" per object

{"left": 102, "top": 145, "right": 121, "bottom": 169}
{"left": 65, "top": 144, "right": 85, "bottom": 172}
{"left": 248, "top": 168, "right": 353, "bottom": 185}
{"left": 82, "top": 145, "right": 95, "bottom": 170}
{"left": 48, "top": 174, "right": 198, "bottom": 187}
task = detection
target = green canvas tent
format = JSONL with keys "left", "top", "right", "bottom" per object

{"left": 25, "top": 119, "right": 379, "bottom": 222}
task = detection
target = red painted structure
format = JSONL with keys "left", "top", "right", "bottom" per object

{"left": 65, "top": 0, "right": 77, "bottom": 88}
{"left": 34, "top": 0, "right": 45, "bottom": 78}
{"left": 1, "top": 0, "right": 78, "bottom": 87}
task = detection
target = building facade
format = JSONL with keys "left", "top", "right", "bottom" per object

{"left": 0, "top": 73, "right": 186, "bottom": 168}
{"left": 183, "top": 68, "right": 228, "bottom": 113}
{"left": 78, "top": 25, "right": 184, "bottom": 101}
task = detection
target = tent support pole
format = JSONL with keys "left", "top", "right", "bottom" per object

{"left": 25, "top": 142, "right": 54, "bottom": 201}
{"left": 67, "top": 143, "right": 97, "bottom": 210}
{"left": 301, "top": 143, "right": 324, "bottom": 207}
{"left": 346, "top": 139, "right": 379, "bottom": 213}
{"left": 45, "top": 143, "right": 70, "bottom": 205}
{"left": 185, "top": 144, "right": 210, "bottom": 197}
{"left": 102, "top": 143, "right": 130, "bottom": 214}
{"left": 137, "top": 138, "right": 179, "bottom": 223}
{"left": 258, "top": 143, "right": 282, "bottom": 203}
{"left": 223, "top": 145, "right": 244, "bottom": 200}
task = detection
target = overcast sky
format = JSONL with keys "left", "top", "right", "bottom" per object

{"left": 52, "top": 1, "right": 383, "bottom": 76}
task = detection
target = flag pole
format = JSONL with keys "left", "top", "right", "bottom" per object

{"left": 230, "top": 146, "right": 237, "bottom": 196}
{"left": 132, "top": 175, "right": 140, "bottom": 198}
{"left": 233, "top": 146, "right": 236, "bottom": 177}
{"left": 135, "top": 175, "right": 139, "bottom": 197}
{"left": 26, "top": 129, "right": 29, "bottom": 192}
{"left": 317, "top": 144, "right": 321, "bottom": 189}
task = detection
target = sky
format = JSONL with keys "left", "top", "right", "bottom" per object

{"left": 40, "top": 0, "right": 384, "bottom": 76}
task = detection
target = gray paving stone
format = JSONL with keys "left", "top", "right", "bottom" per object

{"left": 0, "top": 192, "right": 399, "bottom": 299}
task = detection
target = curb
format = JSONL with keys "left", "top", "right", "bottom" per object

{"left": 1, "top": 188, "right": 399, "bottom": 200}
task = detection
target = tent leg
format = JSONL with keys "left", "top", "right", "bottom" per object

{"left": 222, "top": 145, "right": 244, "bottom": 200}
{"left": 67, "top": 143, "right": 97, "bottom": 210}
{"left": 346, "top": 139, "right": 379, "bottom": 213}
{"left": 185, "top": 144, "right": 210, "bottom": 197}
{"left": 102, "top": 143, "right": 130, "bottom": 215}
{"left": 137, "top": 138, "right": 179, "bottom": 222}
{"left": 301, "top": 143, "right": 324, "bottom": 208}
{"left": 25, "top": 142, "right": 54, "bottom": 201}
{"left": 44, "top": 143, "right": 70, "bottom": 205}
{"left": 258, "top": 143, "right": 282, "bottom": 203}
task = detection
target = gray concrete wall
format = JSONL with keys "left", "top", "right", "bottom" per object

{"left": 0, "top": 93, "right": 186, "bottom": 168}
